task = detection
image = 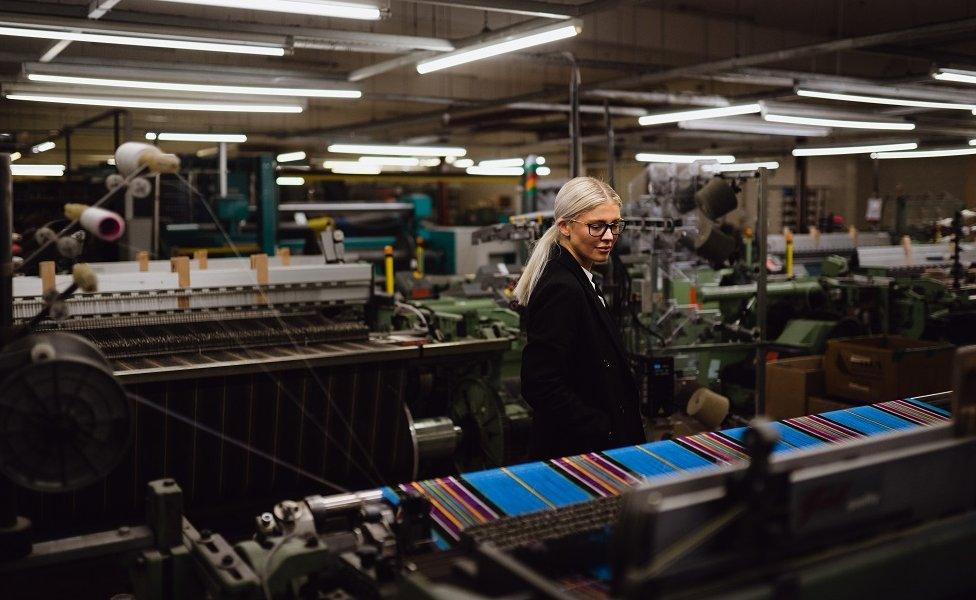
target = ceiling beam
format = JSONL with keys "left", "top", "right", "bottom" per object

{"left": 586, "top": 15, "right": 976, "bottom": 91}
{"left": 397, "top": 0, "right": 575, "bottom": 19}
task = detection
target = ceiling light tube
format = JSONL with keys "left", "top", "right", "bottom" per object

{"left": 635, "top": 153, "right": 736, "bottom": 164}
{"left": 327, "top": 143, "right": 465, "bottom": 157}
{"left": 26, "top": 73, "right": 361, "bottom": 98}
{"left": 677, "top": 116, "right": 830, "bottom": 137}
{"left": 417, "top": 20, "right": 581, "bottom": 74}
{"left": 453, "top": 158, "right": 474, "bottom": 168}
{"left": 871, "top": 147, "right": 976, "bottom": 159}
{"left": 764, "top": 113, "right": 915, "bottom": 131}
{"left": 791, "top": 141, "right": 918, "bottom": 157}
{"left": 479, "top": 158, "right": 525, "bottom": 168}
{"left": 795, "top": 88, "right": 976, "bottom": 111}
{"left": 276, "top": 176, "right": 306, "bottom": 186}
{"left": 31, "top": 141, "right": 55, "bottom": 153}
{"left": 0, "top": 24, "right": 284, "bottom": 56}
{"left": 10, "top": 152, "right": 21, "bottom": 161}
{"left": 702, "top": 161, "right": 780, "bottom": 172}
{"left": 536, "top": 166, "right": 551, "bottom": 176}
{"left": 638, "top": 103, "right": 762, "bottom": 127}
{"left": 323, "top": 160, "right": 382, "bottom": 174}
{"left": 277, "top": 151, "right": 307, "bottom": 163}
{"left": 932, "top": 67, "right": 976, "bottom": 85}
{"left": 466, "top": 166, "right": 524, "bottom": 176}
{"left": 6, "top": 93, "right": 302, "bottom": 113}
{"left": 11, "top": 164, "right": 65, "bottom": 176}
{"left": 154, "top": 0, "right": 381, "bottom": 20}
{"left": 147, "top": 132, "right": 247, "bottom": 143}
{"left": 358, "top": 156, "right": 421, "bottom": 166}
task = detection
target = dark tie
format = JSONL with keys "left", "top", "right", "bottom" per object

{"left": 594, "top": 281, "right": 606, "bottom": 305}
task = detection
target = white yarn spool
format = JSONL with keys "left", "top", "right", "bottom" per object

{"left": 115, "top": 142, "right": 180, "bottom": 176}
{"left": 687, "top": 387, "right": 730, "bottom": 430}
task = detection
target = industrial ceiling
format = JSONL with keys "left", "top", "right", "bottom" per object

{"left": 3, "top": 0, "right": 976, "bottom": 170}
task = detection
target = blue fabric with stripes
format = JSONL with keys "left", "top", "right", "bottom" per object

{"left": 462, "top": 469, "right": 550, "bottom": 516}
{"left": 506, "top": 462, "right": 592, "bottom": 506}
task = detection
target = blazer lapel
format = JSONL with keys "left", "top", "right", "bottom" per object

{"left": 554, "top": 249, "right": 630, "bottom": 364}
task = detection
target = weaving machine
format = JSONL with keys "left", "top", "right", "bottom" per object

{"left": 0, "top": 146, "right": 524, "bottom": 540}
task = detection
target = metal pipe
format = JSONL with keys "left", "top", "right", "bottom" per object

{"left": 152, "top": 173, "right": 160, "bottom": 258}
{"left": 218, "top": 142, "right": 228, "bottom": 198}
{"left": 64, "top": 129, "right": 72, "bottom": 175}
{"left": 0, "top": 154, "right": 13, "bottom": 344}
{"left": 755, "top": 168, "right": 769, "bottom": 417}
{"left": 795, "top": 155, "right": 808, "bottom": 233}
{"left": 566, "top": 53, "right": 582, "bottom": 178}
{"left": 605, "top": 100, "right": 616, "bottom": 189}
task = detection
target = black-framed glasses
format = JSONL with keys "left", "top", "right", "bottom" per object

{"left": 569, "top": 219, "right": 627, "bottom": 237}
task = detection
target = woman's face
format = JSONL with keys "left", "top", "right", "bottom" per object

{"left": 558, "top": 202, "right": 622, "bottom": 269}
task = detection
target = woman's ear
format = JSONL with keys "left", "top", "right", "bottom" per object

{"left": 557, "top": 219, "right": 571, "bottom": 237}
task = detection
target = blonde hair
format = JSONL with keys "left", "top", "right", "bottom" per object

{"left": 514, "top": 176, "right": 621, "bottom": 306}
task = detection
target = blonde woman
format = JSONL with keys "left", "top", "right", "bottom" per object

{"left": 516, "top": 177, "right": 645, "bottom": 459}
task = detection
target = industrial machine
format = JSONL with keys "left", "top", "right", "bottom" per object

{"left": 0, "top": 148, "right": 530, "bottom": 548}
{"left": 6, "top": 390, "right": 969, "bottom": 599}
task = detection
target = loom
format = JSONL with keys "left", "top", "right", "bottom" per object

{"left": 1, "top": 253, "right": 521, "bottom": 536}
{"left": 16, "top": 394, "right": 974, "bottom": 598}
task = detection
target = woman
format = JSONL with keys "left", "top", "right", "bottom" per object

{"left": 516, "top": 177, "right": 645, "bottom": 459}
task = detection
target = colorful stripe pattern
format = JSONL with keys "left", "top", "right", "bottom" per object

{"left": 387, "top": 399, "right": 950, "bottom": 549}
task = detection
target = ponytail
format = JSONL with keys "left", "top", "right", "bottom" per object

{"left": 513, "top": 225, "right": 560, "bottom": 306}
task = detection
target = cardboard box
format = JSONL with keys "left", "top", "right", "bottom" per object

{"left": 824, "top": 336, "right": 953, "bottom": 403}
{"left": 765, "top": 355, "right": 825, "bottom": 420}
{"left": 807, "top": 395, "right": 856, "bottom": 415}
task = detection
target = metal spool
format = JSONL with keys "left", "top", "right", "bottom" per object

{"left": 449, "top": 378, "right": 531, "bottom": 472}
{"left": 0, "top": 333, "right": 132, "bottom": 492}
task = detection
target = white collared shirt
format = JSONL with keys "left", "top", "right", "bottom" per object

{"left": 582, "top": 266, "right": 606, "bottom": 307}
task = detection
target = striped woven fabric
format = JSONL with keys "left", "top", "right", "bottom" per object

{"left": 382, "top": 398, "right": 950, "bottom": 549}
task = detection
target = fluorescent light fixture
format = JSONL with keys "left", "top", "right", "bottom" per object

{"left": 277, "top": 151, "right": 307, "bottom": 163}
{"left": 9, "top": 152, "right": 21, "bottom": 161}
{"left": 795, "top": 88, "right": 976, "bottom": 111}
{"left": 479, "top": 158, "right": 525, "bottom": 168}
{"left": 932, "top": 67, "right": 976, "bottom": 85}
{"left": 6, "top": 94, "right": 302, "bottom": 113}
{"left": 276, "top": 176, "right": 306, "bottom": 186}
{"left": 327, "top": 143, "right": 466, "bottom": 157}
{"left": 677, "top": 116, "right": 831, "bottom": 137}
{"left": 195, "top": 147, "right": 218, "bottom": 158}
{"left": 417, "top": 20, "right": 581, "bottom": 74}
{"left": 444, "top": 155, "right": 456, "bottom": 164}
{"left": 107, "top": 158, "right": 116, "bottom": 166}
{"left": 0, "top": 25, "right": 284, "bottom": 56}
{"left": 453, "top": 158, "right": 474, "bottom": 168}
{"left": 763, "top": 113, "right": 915, "bottom": 131}
{"left": 792, "top": 142, "right": 918, "bottom": 157}
{"left": 536, "top": 166, "right": 551, "bottom": 176}
{"left": 31, "top": 141, "right": 55, "bottom": 153}
{"left": 322, "top": 160, "right": 382, "bottom": 174}
{"left": 536, "top": 156, "right": 546, "bottom": 165}
{"left": 155, "top": 0, "right": 381, "bottom": 20}
{"left": 638, "top": 103, "right": 762, "bottom": 127}
{"left": 26, "top": 73, "right": 361, "bottom": 99}
{"left": 635, "top": 153, "right": 735, "bottom": 164}
{"left": 508, "top": 102, "right": 647, "bottom": 117}
{"left": 466, "top": 166, "right": 524, "bottom": 176}
{"left": 11, "top": 164, "right": 65, "bottom": 176}
{"left": 419, "top": 158, "right": 441, "bottom": 167}
{"left": 871, "top": 147, "right": 976, "bottom": 159}
{"left": 147, "top": 132, "right": 247, "bottom": 143}
{"left": 359, "top": 156, "right": 420, "bottom": 166}
{"left": 702, "top": 161, "right": 780, "bottom": 172}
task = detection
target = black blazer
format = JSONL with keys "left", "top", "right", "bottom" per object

{"left": 521, "top": 246, "right": 645, "bottom": 459}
